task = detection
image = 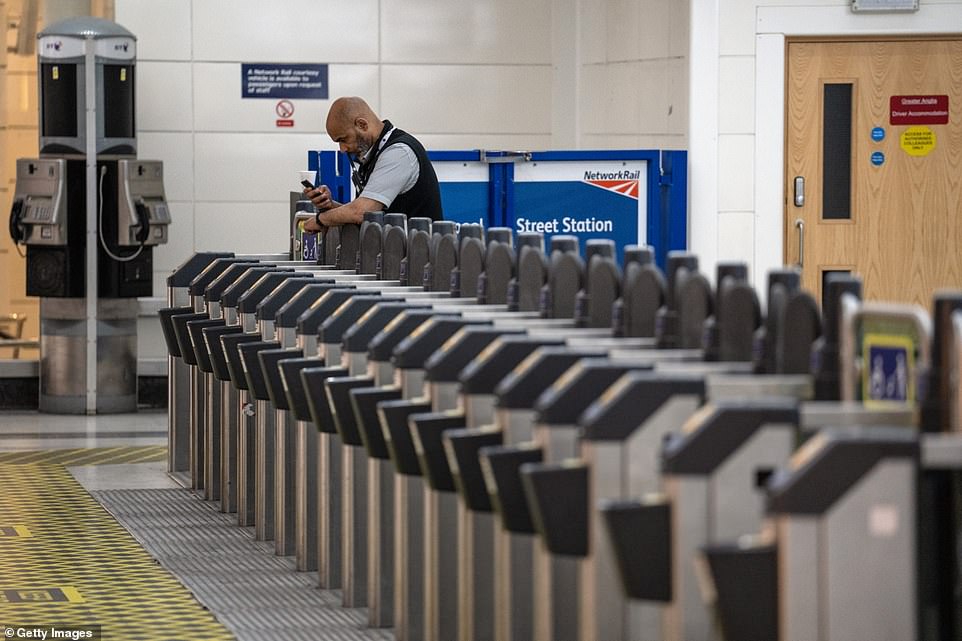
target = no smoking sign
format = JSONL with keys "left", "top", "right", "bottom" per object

{"left": 276, "top": 100, "right": 295, "bottom": 127}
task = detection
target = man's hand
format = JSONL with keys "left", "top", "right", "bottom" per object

{"left": 304, "top": 184, "right": 335, "bottom": 210}
{"left": 302, "top": 215, "right": 324, "bottom": 233}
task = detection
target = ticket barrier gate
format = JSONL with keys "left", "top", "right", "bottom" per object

{"left": 388, "top": 348, "right": 652, "bottom": 638}
{"left": 699, "top": 294, "right": 962, "bottom": 641}
{"left": 240, "top": 276, "right": 330, "bottom": 552}
{"left": 452, "top": 260, "right": 754, "bottom": 641}
{"left": 342, "top": 250, "right": 732, "bottom": 640}
{"left": 169, "top": 228, "right": 692, "bottom": 592}
{"left": 595, "top": 394, "right": 915, "bottom": 641}
{"left": 332, "top": 242, "right": 668, "bottom": 636}
{"left": 520, "top": 367, "right": 814, "bottom": 641}
{"left": 480, "top": 346, "right": 608, "bottom": 641}
{"left": 162, "top": 252, "right": 287, "bottom": 482}
{"left": 416, "top": 334, "right": 671, "bottom": 641}
{"left": 165, "top": 215, "right": 496, "bottom": 520}
{"left": 374, "top": 321, "right": 573, "bottom": 633}
{"left": 169, "top": 214, "right": 456, "bottom": 522}
{"left": 217, "top": 268, "right": 306, "bottom": 525}
{"left": 170, "top": 259, "right": 294, "bottom": 490}
{"left": 162, "top": 252, "right": 233, "bottom": 478}
{"left": 165, "top": 218, "right": 744, "bottom": 636}
{"left": 161, "top": 224, "right": 956, "bottom": 641}
{"left": 169, "top": 255, "right": 360, "bottom": 508}
{"left": 513, "top": 273, "right": 832, "bottom": 641}
{"left": 207, "top": 282, "right": 333, "bottom": 516}
{"left": 214, "top": 268, "right": 306, "bottom": 535}
{"left": 177, "top": 259, "right": 271, "bottom": 500}
{"left": 585, "top": 290, "right": 957, "bottom": 641}
{"left": 180, "top": 259, "right": 275, "bottom": 497}
{"left": 275, "top": 284, "right": 381, "bottom": 570}
{"left": 699, "top": 427, "right": 948, "bottom": 641}
{"left": 272, "top": 225, "right": 534, "bottom": 586}
{"left": 317, "top": 307, "right": 541, "bottom": 609}
{"left": 510, "top": 272, "right": 810, "bottom": 639}
{"left": 210, "top": 272, "right": 316, "bottom": 512}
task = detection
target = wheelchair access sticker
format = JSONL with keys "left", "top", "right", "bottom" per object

{"left": 861, "top": 333, "right": 915, "bottom": 407}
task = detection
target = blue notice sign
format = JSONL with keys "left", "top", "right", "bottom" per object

{"left": 871, "top": 151, "right": 885, "bottom": 166}
{"left": 512, "top": 161, "right": 648, "bottom": 262}
{"left": 242, "top": 63, "right": 328, "bottom": 99}
{"left": 862, "top": 333, "right": 915, "bottom": 406}
{"left": 871, "top": 126, "right": 885, "bottom": 142}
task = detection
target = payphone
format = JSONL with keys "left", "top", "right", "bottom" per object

{"left": 5, "top": 17, "right": 171, "bottom": 413}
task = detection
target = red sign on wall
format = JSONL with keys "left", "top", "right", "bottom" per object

{"left": 890, "top": 95, "right": 949, "bottom": 125}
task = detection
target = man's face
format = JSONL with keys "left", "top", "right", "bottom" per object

{"left": 328, "top": 118, "right": 373, "bottom": 159}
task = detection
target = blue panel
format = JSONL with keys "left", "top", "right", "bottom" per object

{"left": 311, "top": 151, "right": 352, "bottom": 204}
{"left": 439, "top": 182, "right": 490, "bottom": 226}
{"left": 428, "top": 150, "right": 483, "bottom": 162}
{"left": 513, "top": 181, "right": 638, "bottom": 263}
{"left": 664, "top": 151, "right": 688, "bottom": 256}
{"left": 865, "top": 344, "right": 910, "bottom": 402}
{"left": 490, "top": 162, "right": 511, "bottom": 228}
{"left": 645, "top": 150, "right": 689, "bottom": 268}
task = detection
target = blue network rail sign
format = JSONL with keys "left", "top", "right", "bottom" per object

{"left": 513, "top": 159, "right": 648, "bottom": 261}
{"left": 241, "top": 63, "right": 328, "bottom": 99}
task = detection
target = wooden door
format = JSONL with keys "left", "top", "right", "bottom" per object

{"left": 785, "top": 39, "right": 962, "bottom": 306}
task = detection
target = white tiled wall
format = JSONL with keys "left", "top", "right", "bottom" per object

{"left": 193, "top": 202, "right": 289, "bottom": 252}
{"left": 114, "top": 0, "right": 558, "bottom": 286}
{"left": 116, "top": 0, "right": 192, "bottom": 60}
{"left": 193, "top": 132, "right": 325, "bottom": 201}
{"left": 381, "top": 0, "right": 552, "bottom": 65}
{"left": 577, "top": 0, "right": 688, "bottom": 150}
{"left": 136, "top": 62, "right": 192, "bottom": 131}
{"left": 191, "top": 0, "right": 380, "bottom": 63}
{"left": 137, "top": 132, "right": 194, "bottom": 200}
{"left": 382, "top": 65, "right": 552, "bottom": 134}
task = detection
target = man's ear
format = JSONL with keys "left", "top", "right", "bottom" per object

{"left": 354, "top": 117, "right": 369, "bottom": 132}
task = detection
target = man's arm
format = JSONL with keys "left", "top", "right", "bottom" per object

{"left": 302, "top": 144, "right": 415, "bottom": 232}
{"left": 319, "top": 196, "right": 385, "bottom": 226}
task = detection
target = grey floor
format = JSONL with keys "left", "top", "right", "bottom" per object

{"left": 0, "top": 408, "right": 390, "bottom": 641}
{"left": 0, "top": 409, "right": 168, "bottom": 451}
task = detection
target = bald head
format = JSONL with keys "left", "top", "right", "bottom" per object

{"left": 327, "top": 97, "right": 378, "bottom": 129}
{"left": 326, "top": 97, "right": 384, "bottom": 157}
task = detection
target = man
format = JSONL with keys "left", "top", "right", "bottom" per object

{"left": 302, "top": 96, "right": 443, "bottom": 231}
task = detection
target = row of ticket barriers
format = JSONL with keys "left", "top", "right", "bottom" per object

{"left": 160, "top": 212, "right": 962, "bottom": 641}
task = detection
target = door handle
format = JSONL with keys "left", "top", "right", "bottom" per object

{"left": 795, "top": 218, "right": 805, "bottom": 269}
{"left": 794, "top": 176, "right": 805, "bottom": 207}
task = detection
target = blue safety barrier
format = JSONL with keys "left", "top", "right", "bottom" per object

{"left": 307, "top": 148, "right": 687, "bottom": 268}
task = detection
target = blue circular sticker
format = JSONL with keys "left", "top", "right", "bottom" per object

{"left": 871, "top": 126, "right": 885, "bottom": 142}
{"left": 871, "top": 151, "right": 885, "bottom": 166}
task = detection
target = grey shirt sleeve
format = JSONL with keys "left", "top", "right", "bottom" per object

{"left": 359, "top": 143, "right": 420, "bottom": 207}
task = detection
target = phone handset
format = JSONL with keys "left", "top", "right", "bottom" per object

{"left": 8, "top": 199, "right": 25, "bottom": 244}
{"left": 134, "top": 198, "right": 151, "bottom": 244}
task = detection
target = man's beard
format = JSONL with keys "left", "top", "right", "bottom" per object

{"left": 355, "top": 137, "right": 373, "bottom": 161}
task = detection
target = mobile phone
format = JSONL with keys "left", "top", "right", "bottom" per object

{"left": 301, "top": 180, "right": 315, "bottom": 190}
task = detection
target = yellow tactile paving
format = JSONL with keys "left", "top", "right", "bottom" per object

{"left": 0, "top": 463, "right": 234, "bottom": 641}
{"left": 0, "top": 446, "right": 167, "bottom": 466}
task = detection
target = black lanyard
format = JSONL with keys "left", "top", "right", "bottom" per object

{"left": 351, "top": 120, "right": 394, "bottom": 193}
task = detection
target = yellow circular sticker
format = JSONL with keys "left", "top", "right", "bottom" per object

{"left": 900, "top": 126, "right": 936, "bottom": 156}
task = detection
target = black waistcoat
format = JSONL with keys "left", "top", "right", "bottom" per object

{"left": 354, "top": 121, "right": 443, "bottom": 221}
